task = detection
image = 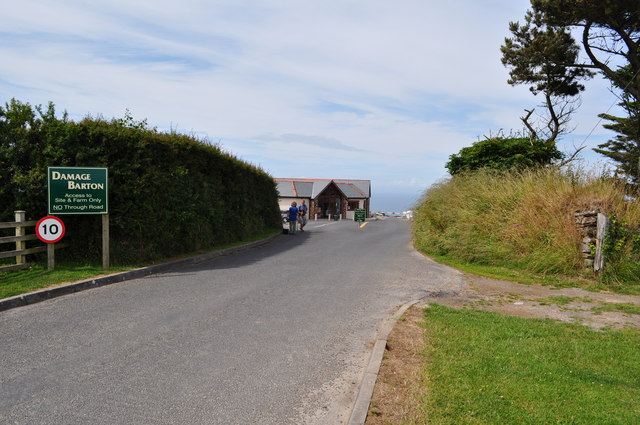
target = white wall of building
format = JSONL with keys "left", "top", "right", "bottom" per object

{"left": 278, "top": 198, "right": 307, "bottom": 212}
{"left": 345, "top": 199, "right": 365, "bottom": 220}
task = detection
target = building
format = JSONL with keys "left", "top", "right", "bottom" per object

{"left": 275, "top": 178, "right": 371, "bottom": 220}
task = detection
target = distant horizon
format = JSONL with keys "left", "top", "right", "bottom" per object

{"left": 370, "top": 191, "right": 423, "bottom": 213}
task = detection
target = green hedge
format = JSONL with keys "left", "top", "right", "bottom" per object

{"left": 0, "top": 99, "right": 281, "bottom": 264}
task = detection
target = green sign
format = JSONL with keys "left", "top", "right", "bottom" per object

{"left": 48, "top": 167, "right": 108, "bottom": 215}
{"left": 354, "top": 208, "right": 366, "bottom": 222}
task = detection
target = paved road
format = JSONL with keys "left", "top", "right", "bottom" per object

{"left": 0, "top": 218, "right": 463, "bottom": 425}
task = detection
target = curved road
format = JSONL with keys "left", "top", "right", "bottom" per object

{"left": 0, "top": 218, "right": 463, "bottom": 424}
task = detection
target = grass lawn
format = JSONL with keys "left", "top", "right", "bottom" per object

{"left": 418, "top": 304, "right": 640, "bottom": 425}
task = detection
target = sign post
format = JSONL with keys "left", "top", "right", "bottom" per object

{"left": 35, "top": 216, "right": 66, "bottom": 270}
{"left": 47, "top": 167, "right": 110, "bottom": 270}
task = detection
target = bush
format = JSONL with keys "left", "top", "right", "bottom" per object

{"left": 0, "top": 99, "right": 282, "bottom": 264}
{"left": 599, "top": 214, "right": 640, "bottom": 286}
{"left": 446, "top": 137, "right": 564, "bottom": 175}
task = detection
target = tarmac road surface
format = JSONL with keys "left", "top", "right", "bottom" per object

{"left": 0, "top": 218, "right": 464, "bottom": 425}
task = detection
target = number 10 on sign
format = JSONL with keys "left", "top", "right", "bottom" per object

{"left": 36, "top": 216, "right": 66, "bottom": 243}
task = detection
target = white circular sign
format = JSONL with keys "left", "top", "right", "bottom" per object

{"left": 36, "top": 216, "right": 66, "bottom": 243}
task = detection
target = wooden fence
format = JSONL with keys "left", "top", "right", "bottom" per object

{"left": 0, "top": 211, "right": 46, "bottom": 272}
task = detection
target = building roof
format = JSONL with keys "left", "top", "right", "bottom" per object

{"left": 275, "top": 178, "right": 371, "bottom": 199}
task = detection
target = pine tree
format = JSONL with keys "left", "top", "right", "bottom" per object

{"left": 507, "top": 0, "right": 640, "bottom": 184}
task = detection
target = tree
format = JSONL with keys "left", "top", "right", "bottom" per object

{"left": 508, "top": 0, "right": 640, "bottom": 185}
{"left": 531, "top": 0, "right": 640, "bottom": 101}
{"left": 445, "top": 136, "right": 564, "bottom": 175}
{"left": 501, "top": 9, "right": 594, "bottom": 143}
{"left": 593, "top": 63, "right": 640, "bottom": 186}
{"left": 0, "top": 99, "right": 41, "bottom": 220}
{"left": 595, "top": 105, "right": 640, "bottom": 186}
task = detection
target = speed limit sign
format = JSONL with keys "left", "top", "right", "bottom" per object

{"left": 36, "top": 216, "right": 66, "bottom": 243}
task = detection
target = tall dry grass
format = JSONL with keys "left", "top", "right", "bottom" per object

{"left": 413, "top": 167, "right": 640, "bottom": 287}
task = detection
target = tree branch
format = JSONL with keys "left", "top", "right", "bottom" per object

{"left": 582, "top": 22, "right": 619, "bottom": 81}
{"left": 582, "top": 21, "right": 640, "bottom": 100}
{"left": 557, "top": 145, "right": 587, "bottom": 167}
{"left": 520, "top": 109, "right": 538, "bottom": 142}
{"left": 545, "top": 92, "right": 560, "bottom": 142}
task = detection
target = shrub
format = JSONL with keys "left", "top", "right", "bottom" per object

{"left": 446, "top": 137, "right": 564, "bottom": 175}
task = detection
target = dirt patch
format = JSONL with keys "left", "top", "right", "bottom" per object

{"left": 364, "top": 274, "right": 640, "bottom": 424}
{"left": 365, "top": 306, "right": 425, "bottom": 425}
{"left": 440, "top": 274, "right": 640, "bottom": 330}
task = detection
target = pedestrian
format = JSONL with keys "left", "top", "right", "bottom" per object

{"left": 298, "top": 199, "right": 308, "bottom": 231}
{"left": 288, "top": 201, "right": 299, "bottom": 234}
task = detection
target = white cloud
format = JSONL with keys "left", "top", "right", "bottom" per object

{"left": 0, "top": 0, "right": 620, "bottom": 209}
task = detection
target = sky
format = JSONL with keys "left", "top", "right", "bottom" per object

{"left": 0, "top": 0, "right": 623, "bottom": 212}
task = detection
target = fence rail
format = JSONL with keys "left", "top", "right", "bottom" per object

{"left": 0, "top": 211, "right": 45, "bottom": 272}
{"left": 0, "top": 220, "right": 38, "bottom": 229}
{"left": 0, "top": 234, "right": 38, "bottom": 244}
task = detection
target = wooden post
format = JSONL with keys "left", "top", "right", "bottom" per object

{"left": 47, "top": 243, "right": 55, "bottom": 271}
{"left": 594, "top": 213, "right": 609, "bottom": 272}
{"left": 102, "top": 214, "right": 110, "bottom": 271}
{"left": 15, "top": 210, "right": 26, "bottom": 265}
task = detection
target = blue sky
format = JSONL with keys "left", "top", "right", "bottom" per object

{"left": 0, "top": 0, "right": 622, "bottom": 211}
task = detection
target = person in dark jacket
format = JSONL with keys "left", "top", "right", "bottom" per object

{"left": 288, "top": 202, "right": 299, "bottom": 234}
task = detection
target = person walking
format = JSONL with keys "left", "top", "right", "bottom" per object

{"left": 288, "top": 202, "right": 299, "bottom": 234}
{"left": 298, "top": 200, "right": 308, "bottom": 231}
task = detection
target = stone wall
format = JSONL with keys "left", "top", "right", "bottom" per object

{"left": 574, "top": 210, "right": 608, "bottom": 270}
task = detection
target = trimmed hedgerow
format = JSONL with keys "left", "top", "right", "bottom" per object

{"left": 0, "top": 99, "right": 281, "bottom": 264}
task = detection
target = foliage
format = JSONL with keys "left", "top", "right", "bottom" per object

{"left": 0, "top": 99, "right": 282, "bottom": 264}
{"left": 445, "top": 136, "right": 563, "bottom": 175}
{"left": 603, "top": 215, "right": 640, "bottom": 256}
{"left": 530, "top": 0, "right": 640, "bottom": 100}
{"left": 508, "top": 0, "right": 640, "bottom": 185}
{"left": 599, "top": 214, "right": 640, "bottom": 284}
{"left": 501, "top": 8, "right": 593, "bottom": 142}
{"left": 594, "top": 97, "right": 640, "bottom": 187}
{"left": 412, "top": 167, "right": 640, "bottom": 290}
{"left": 501, "top": 9, "right": 591, "bottom": 98}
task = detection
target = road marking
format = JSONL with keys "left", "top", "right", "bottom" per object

{"left": 359, "top": 222, "right": 368, "bottom": 229}
{"left": 314, "top": 222, "right": 337, "bottom": 228}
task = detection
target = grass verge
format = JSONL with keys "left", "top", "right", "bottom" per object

{"left": 412, "top": 167, "right": 640, "bottom": 292}
{"left": 0, "top": 263, "right": 133, "bottom": 299}
{"left": 0, "top": 228, "right": 280, "bottom": 300}
{"left": 417, "top": 304, "right": 640, "bottom": 425}
{"left": 424, "top": 251, "right": 621, "bottom": 293}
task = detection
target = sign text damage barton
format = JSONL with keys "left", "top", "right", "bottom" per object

{"left": 50, "top": 171, "right": 106, "bottom": 190}
{"left": 48, "top": 167, "right": 109, "bottom": 215}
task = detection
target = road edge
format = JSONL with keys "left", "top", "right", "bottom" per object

{"left": 0, "top": 233, "right": 282, "bottom": 313}
{"left": 347, "top": 299, "right": 420, "bottom": 425}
